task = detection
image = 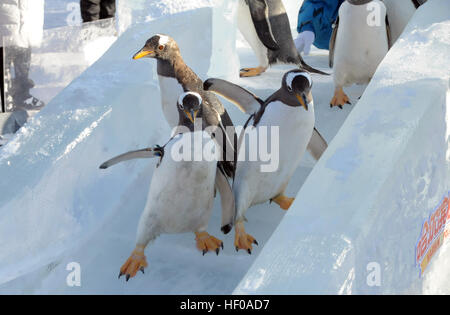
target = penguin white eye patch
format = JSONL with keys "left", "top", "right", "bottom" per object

{"left": 157, "top": 34, "right": 170, "bottom": 46}
{"left": 285, "top": 72, "right": 312, "bottom": 90}
{"left": 178, "top": 92, "right": 203, "bottom": 106}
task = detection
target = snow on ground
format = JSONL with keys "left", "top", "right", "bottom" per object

{"left": 0, "top": 1, "right": 363, "bottom": 294}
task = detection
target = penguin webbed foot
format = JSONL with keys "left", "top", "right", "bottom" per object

{"left": 330, "top": 87, "right": 351, "bottom": 109}
{"left": 271, "top": 195, "right": 295, "bottom": 210}
{"left": 118, "top": 246, "right": 148, "bottom": 282}
{"left": 195, "top": 232, "right": 223, "bottom": 256}
{"left": 234, "top": 221, "right": 258, "bottom": 255}
{"left": 239, "top": 67, "right": 266, "bottom": 78}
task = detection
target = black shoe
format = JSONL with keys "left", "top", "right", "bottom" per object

{"left": 19, "top": 96, "right": 45, "bottom": 110}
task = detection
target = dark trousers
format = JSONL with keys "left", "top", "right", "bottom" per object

{"left": 1, "top": 46, "right": 33, "bottom": 112}
{"left": 80, "top": 0, "right": 116, "bottom": 23}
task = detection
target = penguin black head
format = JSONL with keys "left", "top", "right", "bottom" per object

{"left": 132, "top": 34, "right": 179, "bottom": 61}
{"left": 282, "top": 70, "right": 313, "bottom": 111}
{"left": 177, "top": 91, "right": 203, "bottom": 126}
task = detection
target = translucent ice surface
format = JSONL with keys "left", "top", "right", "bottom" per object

{"left": 3, "top": 18, "right": 117, "bottom": 111}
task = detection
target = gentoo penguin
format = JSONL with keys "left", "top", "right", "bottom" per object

{"left": 382, "top": 0, "right": 421, "bottom": 44}
{"left": 329, "top": 0, "right": 390, "bottom": 108}
{"left": 100, "top": 92, "right": 235, "bottom": 281}
{"left": 133, "top": 34, "right": 237, "bottom": 177}
{"left": 204, "top": 70, "right": 327, "bottom": 252}
{"left": 237, "top": 0, "right": 327, "bottom": 77}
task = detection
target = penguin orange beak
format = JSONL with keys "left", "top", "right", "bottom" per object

{"left": 296, "top": 94, "right": 308, "bottom": 111}
{"left": 133, "top": 49, "right": 154, "bottom": 60}
{"left": 184, "top": 109, "right": 198, "bottom": 123}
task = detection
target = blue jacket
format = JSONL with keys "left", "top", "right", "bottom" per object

{"left": 297, "top": 0, "right": 345, "bottom": 50}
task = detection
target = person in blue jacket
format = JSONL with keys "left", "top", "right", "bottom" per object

{"left": 295, "top": 0, "right": 345, "bottom": 55}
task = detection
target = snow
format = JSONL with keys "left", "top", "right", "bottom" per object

{"left": 235, "top": 0, "right": 450, "bottom": 295}
{"left": 0, "top": 0, "right": 447, "bottom": 295}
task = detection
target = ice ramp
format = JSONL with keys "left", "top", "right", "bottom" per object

{"left": 235, "top": 0, "right": 450, "bottom": 295}
{"left": 0, "top": 7, "right": 237, "bottom": 289}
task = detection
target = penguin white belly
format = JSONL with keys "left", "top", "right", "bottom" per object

{"left": 234, "top": 101, "right": 315, "bottom": 214}
{"left": 136, "top": 132, "right": 217, "bottom": 245}
{"left": 333, "top": 1, "right": 389, "bottom": 87}
{"left": 158, "top": 75, "right": 184, "bottom": 128}
{"left": 237, "top": 0, "right": 269, "bottom": 69}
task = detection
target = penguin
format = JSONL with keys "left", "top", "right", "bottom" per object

{"left": 133, "top": 34, "right": 237, "bottom": 178}
{"left": 410, "top": 0, "right": 427, "bottom": 8}
{"left": 100, "top": 92, "right": 235, "bottom": 281}
{"left": 329, "top": 0, "right": 390, "bottom": 108}
{"left": 382, "top": 0, "right": 419, "bottom": 44}
{"left": 237, "top": 0, "right": 328, "bottom": 77}
{"left": 204, "top": 70, "right": 327, "bottom": 253}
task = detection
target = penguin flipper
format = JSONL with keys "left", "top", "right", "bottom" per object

{"left": 307, "top": 127, "right": 328, "bottom": 161}
{"left": 247, "top": 0, "right": 280, "bottom": 51}
{"left": 99, "top": 147, "right": 163, "bottom": 169}
{"left": 218, "top": 111, "right": 238, "bottom": 179}
{"left": 215, "top": 166, "right": 236, "bottom": 234}
{"left": 385, "top": 15, "right": 392, "bottom": 49}
{"left": 204, "top": 78, "right": 263, "bottom": 114}
{"left": 329, "top": 17, "right": 339, "bottom": 68}
{"left": 411, "top": 0, "right": 425, "bottom": 9}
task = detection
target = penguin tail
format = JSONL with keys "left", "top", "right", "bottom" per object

{"left": 221, "top": 223, "right": 233, "bottom": 235}
{"left": 219, "top": 160, "right": 235, "bottom": 180}
{"left": 298, "top": 58, "right": 330, "bottom": 76}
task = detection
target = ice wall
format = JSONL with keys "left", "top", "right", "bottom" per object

{"left": 235, "top": 0, "right": 450, "bottom": 294}
{"left": 0, "top": 8, "right": 226, "bottom": 286}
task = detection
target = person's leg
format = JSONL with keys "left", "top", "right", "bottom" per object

{"left": 1, "top": 46, "right": 4, "bottom": 112}
{"left": 11, "top": 46, "right": 31, "bottom": 105}
{"left": 99, "top": 0, "right": 116, "bottom": 20}
{"left": 11, "top": 46, "right": 43, "bottom": 109}
{"left": 80, "top": 0, "right": 102, "bottom": 22}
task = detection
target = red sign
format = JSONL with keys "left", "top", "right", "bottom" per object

{"left": 416, "top": 192, "right": 450, "bottom": 275}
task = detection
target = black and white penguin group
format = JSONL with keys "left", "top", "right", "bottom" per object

{"left": 99, "top": 0, "right": 425, "bottom": 281}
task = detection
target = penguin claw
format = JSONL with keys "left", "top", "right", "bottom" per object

{"left": 234, "top": 222, "right": 257, "bottom": 254}
{"left": 330, "top": 88, "right": 351, "bottom": 109}
{"left": 119, "top": 247, "right": 148, "bottom": 282}
{"left": 195, "top": 232, "right": 223, "bottom": 256}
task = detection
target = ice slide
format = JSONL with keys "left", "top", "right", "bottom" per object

{"left": 235, "top": 0, "right": 450, "bottom": 295}
{"left": 0, "top": 2, "right": 352, "bottom": 294}
{"left": 1, "top": 0, "right": 446, "bottom": 294}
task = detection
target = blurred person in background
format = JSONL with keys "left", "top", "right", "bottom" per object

{"left": 80, "top": 0, "right": 116, "bottom": 23}
{"left": 0, "top": 0, "right": 45, "bottom": 112}
{"left": 295, "top": 0, "right": 344, "bottom": 55}
{"left": 295, "top": 0, "right": 428, "bottom": 55}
